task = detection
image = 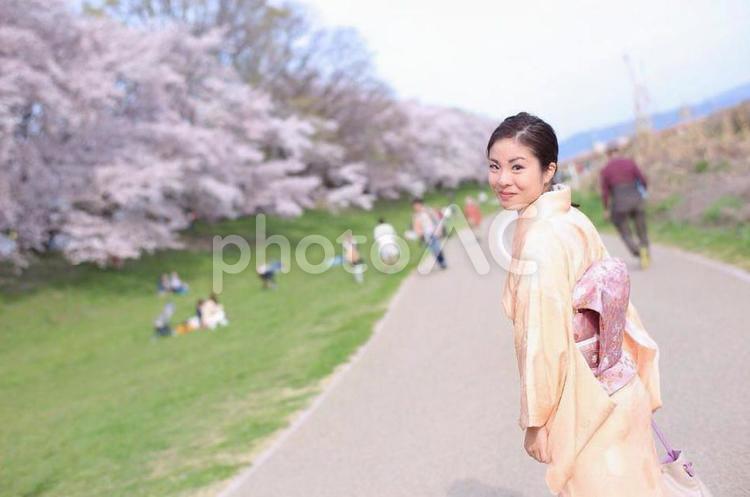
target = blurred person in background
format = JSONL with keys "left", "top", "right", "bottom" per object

{"left": 600, "top": 144, "right": 651, "bottom": 269}
{"left": 411, "top": 198, "right": 447, "bottom": 270}
{"left": 169, "top": 271, "right": 189, "bottom": 294}
{"left": 463, "top": 196, "right": 483, "bottom": 241}
{"left": 153, "top": 302, "right": 175, "bottom": 337}
{"left": 199, "top": 293, "right": 229, "bottom": 329}
{"left": 157, "top": 273, "right": 170, "bottom": 295}
{"left": 373, "top": 218, "right": 400, "bottom": 265}
{"left": 342, "top": 231, "right": 365, "bottom": 284}
{"left": 257, "top": 260, "right": 283, "bottom": 289}
{"left": 195, "top": 299, "right": 205, "bottom": 322}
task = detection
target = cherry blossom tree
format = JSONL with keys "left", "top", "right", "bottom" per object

{"left": 1, "top": 0, "right": 327, "bottom": 265}
{"left": 1, "top": 0, "right": 494, "bottom": 267}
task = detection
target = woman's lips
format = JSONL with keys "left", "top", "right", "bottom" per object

{"left": 499, "top": 191, "right": 516, "bottom": 201}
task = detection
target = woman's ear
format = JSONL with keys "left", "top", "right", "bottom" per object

{"left": 544, "top": 162, "right": 557, "bottom": 186}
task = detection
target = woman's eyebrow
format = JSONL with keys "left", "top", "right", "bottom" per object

{"left": 509, "top": 157, "right": 526, "bottom": 163}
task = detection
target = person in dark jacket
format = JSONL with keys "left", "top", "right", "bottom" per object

{"left": 600, "top": 144, "right": 650, "bottom": 268}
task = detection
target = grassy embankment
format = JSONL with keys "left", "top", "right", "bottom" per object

{"left": 572, "top": 189, "right": 750, "bottom": 271}
{"left": 0, "top": 184, "right": 494, "bottom": 497}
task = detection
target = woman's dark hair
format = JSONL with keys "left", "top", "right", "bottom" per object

{"left": 487, "top": 112, "right": 579, "bottom": 206}
{"left": 486, "top": 112, "right": 558, "bottom": 170}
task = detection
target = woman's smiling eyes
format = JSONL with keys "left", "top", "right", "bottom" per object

{"left": 488, "top": 162, "right": 524, "bottom": 172}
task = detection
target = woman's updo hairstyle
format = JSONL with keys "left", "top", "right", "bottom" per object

{"left": 486, "top": 112, "right": 559, "bottom": 191}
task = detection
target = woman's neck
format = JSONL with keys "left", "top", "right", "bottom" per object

{"left": 517, "top": 184, "right": 556, "bottom": 218}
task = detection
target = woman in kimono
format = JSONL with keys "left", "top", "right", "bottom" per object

{"left": 488, "top": 112, "right": 665, "bottom": 496}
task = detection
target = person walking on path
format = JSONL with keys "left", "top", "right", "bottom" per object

{"left": 488, "top": 112, "right": 665, "bottom": 496}
{"left": 411, "top": 198, "right": 447, "bottom": 270}
{"left": 600, "top": 144, "right": 651, "bottom": 269}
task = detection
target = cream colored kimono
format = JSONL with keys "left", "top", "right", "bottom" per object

{"left": 502, "top": 185, "right": 664, "bottom": 496}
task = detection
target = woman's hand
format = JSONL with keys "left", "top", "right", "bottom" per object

{"left": 524, "top": 426, "right": 551, "bottom": 463}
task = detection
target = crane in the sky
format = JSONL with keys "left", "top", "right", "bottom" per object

{"left": 623, "top": 54, "right": 652, "bottom": 135}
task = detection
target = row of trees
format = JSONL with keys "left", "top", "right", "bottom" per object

{"left": 0, "top": 0, "right": 495, "bottom": 266}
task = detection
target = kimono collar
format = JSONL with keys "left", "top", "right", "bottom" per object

{"left": 518, "top": 184, "right": 572, "bottom": 221}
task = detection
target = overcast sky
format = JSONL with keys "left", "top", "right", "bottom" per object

{"left": 302, "top": 0, "right": 750, "bottom": 139}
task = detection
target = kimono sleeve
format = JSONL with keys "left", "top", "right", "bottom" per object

{"left": 510, "top": 230, "right": 571, "bottom": 430}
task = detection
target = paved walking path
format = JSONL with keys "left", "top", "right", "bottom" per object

{"left": 219, "top": 217, "right": 750, "bottom": 497}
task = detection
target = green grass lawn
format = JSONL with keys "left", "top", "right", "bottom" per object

{"left": 0, "top": 184, "right": 496, "bottom": 497}
{"left": 572, "top": 189, "right": 750, "bottom": 271}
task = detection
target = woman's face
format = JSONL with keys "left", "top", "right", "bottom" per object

{"left": 487, "top": 138, "right": 556, "bottom": 211}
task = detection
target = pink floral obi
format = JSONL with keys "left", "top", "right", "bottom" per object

{"left": 572, "top": 257, "right": 637, "bottom": 396}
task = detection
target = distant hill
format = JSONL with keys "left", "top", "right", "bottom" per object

{"left": 559, "top": 81, "right": 750, "bottom": 159}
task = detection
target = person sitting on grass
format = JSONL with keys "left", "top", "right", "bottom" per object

{"left": 169, "top": 271, "right": 189, "bottom": 294}
{"left": 373, "top": 218, "right": 400, "bottom": 265}
{"left": 257, "top": 260, "right": 283, "bottom": 289}
{"left": 195, "top": 299, "right": 204, "bottom": 322}
{"left": 342, "top": 231, "right": 365, "bottom": 284}
{"left": 157, "top": 273, "right": 170, "bottom": 295}
{"left": 153, "top": 302, "right": 175, "bottom": 337}
{"left": 199, "top": 293, "right": 229, "bottom": 330}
